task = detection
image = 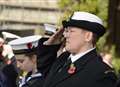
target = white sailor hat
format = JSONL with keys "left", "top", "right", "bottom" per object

{"left": 62, "top": 11, "right": 106, "bottom": 37}
{"left": 8, "top": 35, "right": 42, "bottom": 54}
{"left": 44, "top": 23, "right": 57, "bottom": 36}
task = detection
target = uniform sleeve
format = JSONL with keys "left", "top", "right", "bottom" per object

{"left": 94, "top": 70, "right": 117, "bottom": 87}
{"left": 2, "top": 56, "right": 18, "bottom": 87}
{"left": 37, "top": 38, "right": 61, "bottom": 77}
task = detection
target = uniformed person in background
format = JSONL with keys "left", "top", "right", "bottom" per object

{"left": 8, "top": 35, "right": 44, "bottom": 87}
{"left": 0, "top": 37, "right": 18, "bottom": 87}
{"left": 37, "top": 11, "right": 117, "bottom": 87}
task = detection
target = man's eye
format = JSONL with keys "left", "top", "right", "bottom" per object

{"left": 69, "top": 30, "right": 74, "bottom": 32}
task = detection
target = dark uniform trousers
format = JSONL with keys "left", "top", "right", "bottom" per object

{"left": 37, "top": 38, "right": 117, "bottom": 87}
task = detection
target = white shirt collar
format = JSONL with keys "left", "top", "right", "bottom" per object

{"left": 69, "top": 47, "right": 95, "bottom": 63}
{"left": 19, "top": 72, "right": 42, "bottom": 87}
{"left": 26, "top": 73, "right": 42, "bottom": 82}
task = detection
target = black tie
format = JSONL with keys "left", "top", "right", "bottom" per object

{"left": 64, "top": 58, "right": 72, "bottom": 67}
{"left": 58, "top": 58, "right": 72, "bottom": 72}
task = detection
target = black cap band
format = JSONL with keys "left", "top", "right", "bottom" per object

{"left": 62, "top": 19, "right": 106, "bottom": 37}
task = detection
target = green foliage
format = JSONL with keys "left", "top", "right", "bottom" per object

{"left": 110, "top": 45, "right": 120, "bottom": 75}
{"left": 113, "top": 58, "right": 120, "bottom": 75}
{"left": 58, "top": 0, "right": 108, "bottom": 26}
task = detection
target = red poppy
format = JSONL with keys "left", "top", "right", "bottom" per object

{"left": 27, "top": 43, "right": 32, "bottom": 49}
{"left": 68, "top": 64, "right": 76, "bottom": 74}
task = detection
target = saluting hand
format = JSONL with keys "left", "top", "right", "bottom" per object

{"left": 44, "top": 28, "right": 65, "bottom": 45}
{"left": 2, "top": 44, "right": 14, "bottom": 60}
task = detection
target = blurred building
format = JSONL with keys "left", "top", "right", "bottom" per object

{"left": 0, "top": 0, "right": 62, "bottom": 36}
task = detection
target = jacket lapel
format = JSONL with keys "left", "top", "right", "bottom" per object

{"left": 50, "top": 49, "right": 98, "bottom": 87}
{"left": 50, "top": 64, "right": 73, "bottom": 87}
{"left": 45, "top": 52, "right": 70, "bottom": 87}
{"left": 53, "top": 52, "right": 70, "bottom": 74}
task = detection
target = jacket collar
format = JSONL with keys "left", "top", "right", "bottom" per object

{"left": 70, "top": 47, "right": 95, "bottom": 63}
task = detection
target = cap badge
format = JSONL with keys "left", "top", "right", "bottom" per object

{"left": 27, "top": 43, "right": 32, "bottom": 49}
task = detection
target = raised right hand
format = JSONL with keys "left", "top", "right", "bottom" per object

{"left": 44, "top": 28, "right": 65, "bottom": 45}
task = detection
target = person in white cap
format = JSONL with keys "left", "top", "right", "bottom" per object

{"left": 0, "top": 37, "right": 18, "bottom": 87}
{"left": 8, "top": 35, "right": 45, "bottom": 87}
{"left": 37, "top": 11, "right": 117, "bottom": 87}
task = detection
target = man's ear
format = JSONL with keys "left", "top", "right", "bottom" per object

{"left": 85, "top": 31, "right": 93, "bottom": 42}
{"left": 32, "top": 55, "right": 37, "bottom": 64}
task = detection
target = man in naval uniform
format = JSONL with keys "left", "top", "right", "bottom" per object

{"left": 37, "top": 11, "right": 117, "bottom": 87}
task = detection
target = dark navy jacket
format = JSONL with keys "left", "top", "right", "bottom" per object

{"left": 0, "top": 56, "right": 18, "bottom": 87}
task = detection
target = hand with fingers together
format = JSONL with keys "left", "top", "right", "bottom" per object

{"left": 44, "top": 28, "right": 65, "bottom": 45}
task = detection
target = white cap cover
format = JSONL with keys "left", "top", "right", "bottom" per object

{"left": 8, "top": 35, "right": 42, "bottom": 54}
